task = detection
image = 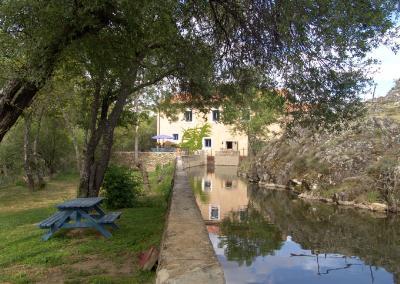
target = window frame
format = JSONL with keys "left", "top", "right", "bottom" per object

{"left": 209, "top": 204, "right": 220, "bottom": 220}
{"left": 224, "top": 180, "right": 233, "bottom": 189}
{"left": 184, "top": 110, "right": 193, "bottom": 122}
{"left": 212, "top": 109, "right": 220, "bottom": 122}
{"left": 202, "top": 178, "right": 212, "bottom": 192}
{"left": 203, "top": 137, "right": 212, "bottom": 148}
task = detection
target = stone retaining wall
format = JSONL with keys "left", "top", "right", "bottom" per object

{"left": 112, "top": 151, "right": 176, "bottom": 172}
{"left": 215, "top": 150, "right": 240, "bottom": 166}
{"left": 181, "top": 151, "right": 207, "bottom": 169}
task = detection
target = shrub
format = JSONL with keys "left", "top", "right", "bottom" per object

{"left": 102, "top": 165, "right": 143, "bottom": 209}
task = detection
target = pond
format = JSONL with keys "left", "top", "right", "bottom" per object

{"left": 187, "top": 166, "right": 400, "bottom": 284}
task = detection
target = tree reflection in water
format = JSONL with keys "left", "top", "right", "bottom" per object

{"left": 248, "top": 186, "right": 400, "bottom": 283}
{"left": 218, "top": 209, "right": 283, "bottom": 266}
{"left": 191, "top": 178, "right": 210, "bottom": 203}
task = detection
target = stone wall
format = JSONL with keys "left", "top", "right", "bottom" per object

{"left": 215, "top": 150, "right": 240, "bottom": 166}
{"left": 112, "top": 151, "right": 176, "bottom": 172}
{"left": 181, "top": 151, "right": 207, "bottom": 169}
{"left": 156, "top": 157, "right": 225, "bottom": 283}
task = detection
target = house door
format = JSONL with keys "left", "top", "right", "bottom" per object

{"left": 226, "top": 141, "right": 233, "bottom": 149}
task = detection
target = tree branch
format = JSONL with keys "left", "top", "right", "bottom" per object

{"left": 132, "top": 68, "right": 177, "bottom": 93}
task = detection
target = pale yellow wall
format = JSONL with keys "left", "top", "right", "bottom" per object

{"left": 158, "top": 109, "right": 249, "bottom": 156}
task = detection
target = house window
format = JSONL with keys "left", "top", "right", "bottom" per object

{"left": 210, "top": 205, "right": 220, "bottom": 220}
{"left": 173, "top": 134, "right": 179, "bottom": 140}
{"left": 184, "top": 110, "right": 192, "bottom": 122}
{"left": 239, "top": 209, "right": 247, "bottom": 221}
{"left": 204, "top": 138, "right": 212, "bottom": 148}
{"left": 203, "top": 179, "right": 212, "bottom": 192}
{"left": 224, "top": 180, "right": 233, "bottom": 189}
{"left": 226, "top": 141, "right": 233, "bottom": 149}
{"left": 212, "top": 110, "right": 220, "bottom": 122}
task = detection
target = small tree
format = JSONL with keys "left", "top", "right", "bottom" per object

{"left": 221, "top": 87, "right": 286, "bottom": 157}
{"left": 180, "top": 124, "right": 211, "bottom": 153}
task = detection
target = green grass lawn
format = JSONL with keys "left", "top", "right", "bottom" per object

{"left": 0, "top": 165, "right": 174, "bottom": 284}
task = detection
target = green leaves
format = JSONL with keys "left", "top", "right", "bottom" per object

{"left": 179, "top": 123, "right": 211, "bottom": 152}
{"left": 102, "top": 165, "right": 143, "bottom": 209}
{"left": 220, "top": 79, "right": 286, "bottom": 151}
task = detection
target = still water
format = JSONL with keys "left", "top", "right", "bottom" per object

{"left": 187, "top": 166, "right": 400, "bottom": 284}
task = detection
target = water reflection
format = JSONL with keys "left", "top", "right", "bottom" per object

{"left": 188, "top": 166, "right": 248, "bottom": 222}
{"left": 187, "top": 166, "right": 400, "bottom": 284}
{"left": 218, "top": 209, "right": 283, "bottom": 266}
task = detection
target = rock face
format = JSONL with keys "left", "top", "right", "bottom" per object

{"left": 254, "top": 80, "right": 400, "bottom": 212}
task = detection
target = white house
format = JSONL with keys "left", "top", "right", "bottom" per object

{"left": 157, "top": 108, "right": 248, "bottom": 157}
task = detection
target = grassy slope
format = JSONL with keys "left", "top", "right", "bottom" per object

{"left": 0, "top": 166, "right": 173, "bottom": 284}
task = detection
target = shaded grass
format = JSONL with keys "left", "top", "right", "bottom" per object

{"left": 0, "top": 169, "right": 173, "bottom": 283}
{"left": 148, "top": 162, "right": 175, "bottom": 200}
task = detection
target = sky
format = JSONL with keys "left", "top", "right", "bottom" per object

{"left": 368, "top": 43, "right": 400, "bottom": 100}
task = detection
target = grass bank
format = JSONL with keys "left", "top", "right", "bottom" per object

{"left": 0, "top": 163, "right": 174, "bottom": 284}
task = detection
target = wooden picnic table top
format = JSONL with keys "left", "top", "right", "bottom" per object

{"left": 57, "top": 197, "right": 104, "bottom": 210}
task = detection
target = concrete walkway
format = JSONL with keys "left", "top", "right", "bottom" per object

{"left": 156, "top": 158, "right": 225, "bottom": 284}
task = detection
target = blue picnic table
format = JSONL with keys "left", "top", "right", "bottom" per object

{"left": 38, "top": 197, "right": 121, "bottom": 241}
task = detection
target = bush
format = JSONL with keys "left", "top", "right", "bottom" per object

{"left": 102, "top": 165, "right": 143, "bottom": 209}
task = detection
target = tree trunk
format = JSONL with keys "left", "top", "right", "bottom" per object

{"left": 23, "top": 114, "right": 36, "bottom": 191}
{"left": 134, "top": 124, "right": 139, "bottom": 164}
{"left": 33, "top": 107, "right": 45, "bottom": 188}
{"left": 0, "top": 80, "right": 39, "bottom": 142}
{"left": 133, "top": 96, "right": 140, "bottom": 165}
{"left": 247, "top": 132, "right": 260, "bottom": 182}
{"left": 92, "top": 126, "right": 115, "bottom": 197}
{"left": 77, "top": 73, "right": 136, "bottom": 197}
{"left": 63, "top": 111, "right": 81, "bottom": 172}
{"left": 78, "top": 81, "right": 103, "bottom": 197}
{"left": 78, "top": 144, "right": 98, "bottom": 197}
{"left": 78, "top": 123, "right": 117, "bottom": 197}
{"left": 2, "top": 164, "right": 7, "bottom": 177}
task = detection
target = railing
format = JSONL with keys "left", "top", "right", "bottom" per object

{"left": 216, "top": 150, "right": 240, "bottom": 156}
{"left": 150, "top": 147, "right": 176, "bottom": 153}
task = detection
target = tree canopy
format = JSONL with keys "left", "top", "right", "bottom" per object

{"left": 1, "top": 0, "right": 399, "bottom": 196}
{"left": 0, "top": 0, "right": 399, "bottom": 142}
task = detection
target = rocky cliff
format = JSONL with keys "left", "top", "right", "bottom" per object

{"left": 253, "top": 80, "right": 400, "bottom": 212}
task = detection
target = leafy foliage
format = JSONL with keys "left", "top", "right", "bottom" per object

{"left": 102, "top": 165, "right": 143, "bottom": 209}
{"left": 1, "top": 0, "right": 399, "bottom": 196}
{"left": 113, "top": 116, "right": 157, "bottom": 152}
{"left": 220, "top": 71, "right": 287, "bottom": 154}
{"left": 0, "top": 122, "right": 24, "bottom": 186}
{"left": 0, "top": 97, "right": 79, "bottom": 187}
{"left": 1, "top": 0, "right": 399, "bottom": 141}
{"left": 179, "top": 123, "right": 211, "bottom": 152}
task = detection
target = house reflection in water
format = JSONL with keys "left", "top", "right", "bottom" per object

{"left": 187, "top": 166, "right": 249, "bottom": 224}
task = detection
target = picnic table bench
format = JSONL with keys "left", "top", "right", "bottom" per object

{"left": 38, "top": 197, "right": 121, "bottom": 241}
